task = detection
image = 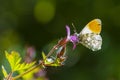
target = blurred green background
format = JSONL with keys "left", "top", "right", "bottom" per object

{"left": 0, "top": 0, "right": 120, "bottom": 80}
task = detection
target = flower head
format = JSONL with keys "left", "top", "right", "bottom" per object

{"left": 66, "top": 25, "right": 79, "bottom": 49}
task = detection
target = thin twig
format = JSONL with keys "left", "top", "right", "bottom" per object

{"left": 13, "top": 40, "right": 60, "bottom": 80}
{"left": 7, "top": 72, "right": 13, "bottom": 80}
{"left": 46, "top": 45, "right": 59, "bottom": 58}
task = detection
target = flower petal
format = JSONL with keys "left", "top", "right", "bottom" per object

{"left": 65, "top": 26, "right": 79, "bottom": 49}
{"left": 73, "top": 43, "right": 76, "bottom": 49}
{"left": 66, "top": 25, "right": 70, "bottom": 39}
{"left": 70, "top": 34, "right": 79, "bottom": 49}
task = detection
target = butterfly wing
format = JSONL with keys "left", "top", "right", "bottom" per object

{"left": 80, "top": 19, "right": 102, "bottom": 35}
{"left": 79, "top": 19, "right": 102, "bottom": 51}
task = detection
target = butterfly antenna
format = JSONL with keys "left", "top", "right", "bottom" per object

{"left": 72, "top": 23, "right": 77, "bottom": 33}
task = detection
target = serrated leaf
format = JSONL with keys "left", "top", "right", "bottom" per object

{"left": 15, "top": 62, "right": 36, "bottom": 71}
{"left": 15, "top": 58, "right": 21, "bottom": 66}
{"left": 5, "top": 51, "right": 20, "bottom": 71}
{"left": 2, "top": 65, "right": 8, "bottom": 77}
{"left": 5, "top": 51, "right": 36, "bottom": 72}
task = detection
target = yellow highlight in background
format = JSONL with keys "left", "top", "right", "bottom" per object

{"left": 34, "top": 1, "right": 56, "bottom": 24}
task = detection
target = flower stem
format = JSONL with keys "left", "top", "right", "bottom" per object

{"left": 46, "top": 45, "right": 58, "bottom": 58}
{"left": 7, "top": 72, "right": 13, "bottom": 80}
{"left": 13, "top": 41, "right": 60, "bottom": 80}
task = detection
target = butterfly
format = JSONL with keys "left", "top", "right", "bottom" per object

{"left": 77, "top": 19, "right": 102, "bottom": 51}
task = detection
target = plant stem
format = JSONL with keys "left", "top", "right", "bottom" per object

{"left": 13, "top": 42, "right": 59, "bottom": 80}
{"left": 7, "top": 72, "right": 13, "bottom": 80}
{"left": 46, "top": 45, "right": 58, "bottom": 58}
{"left": 13, "top": 62, "right": 43, "bottom": 80}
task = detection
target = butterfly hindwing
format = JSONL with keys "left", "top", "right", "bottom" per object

{"left": 79, "top": 19, "right": 102, "bottom": 51}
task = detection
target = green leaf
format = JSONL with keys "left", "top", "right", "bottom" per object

{"left": 2, "top": 65, "right": 8, "bottom": 77}
{"left": 42, "top": 51, "right": 46, "bottom": 59}
{"left": 41, "top": 52, "right": 62, "bottom": 67}
{"left": 52, "top": 58, "right": 61, "bottom": 66}
{"left": 5, "top": 51, "right": 36, "bottom": 72}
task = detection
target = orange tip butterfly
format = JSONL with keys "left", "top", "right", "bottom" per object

{"left": 78, "top": 19, "right": 102, "bottom": 51}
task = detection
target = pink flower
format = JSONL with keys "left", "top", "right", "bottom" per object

{"left": 56, "top": 25, "right": 79, "bottom": 49}
{"left": 66, "top": 25, "right": 79, "bottom": 49}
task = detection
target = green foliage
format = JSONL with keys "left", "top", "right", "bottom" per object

{"left": 5, "top": 51, "right": 36, "bottom": 72}
{"left": 2, "top": 65, "right": 8, "bottom": 78}
{"left": 42, "top": 52, "right": 46, "bottom": 60}
{"left": 42, "top": 52, "right": 61, "bottom": 67}
{"left": 2, "top": 51, "right": 36, "bottom": 79}
{"left": 5, "top": 51, "right": 35, "bottom": 72}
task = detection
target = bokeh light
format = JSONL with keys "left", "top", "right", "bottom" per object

{"left": 34, "top": 1, "right": 55, "bottom": 24}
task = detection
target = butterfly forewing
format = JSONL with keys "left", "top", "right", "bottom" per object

{"left": 79, "top": 19, "right": 102, "bottom": 51}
